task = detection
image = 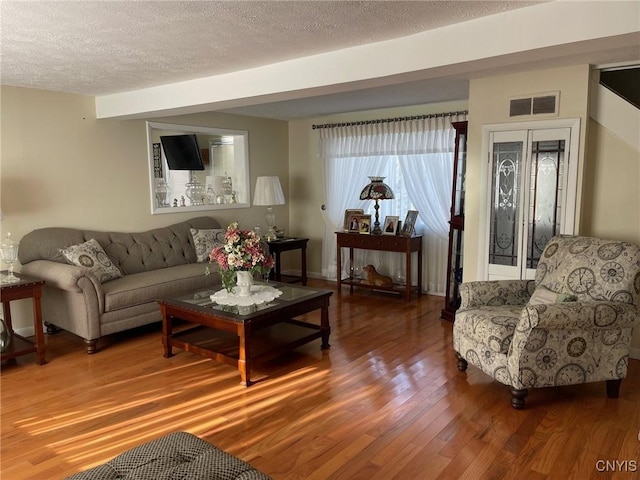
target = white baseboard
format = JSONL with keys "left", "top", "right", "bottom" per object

{"left": 14, "top": 326, "right": 35, "bottom": 338}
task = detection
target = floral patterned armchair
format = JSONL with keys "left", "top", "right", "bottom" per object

{"left": 453, "top": 235, "right": 640, "bottom": 409}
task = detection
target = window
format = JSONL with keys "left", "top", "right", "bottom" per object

{"left": 318, "top": 113, "right": 467, "bottom": 294}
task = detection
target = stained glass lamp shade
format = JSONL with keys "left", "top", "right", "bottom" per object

{"left": 359, "top": 176, "right": 394, "bottom": 235}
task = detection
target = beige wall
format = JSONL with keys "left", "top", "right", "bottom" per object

{"left": 1, "top": 85, "right": 288, "bottom": 330}
{"left": 583, "top": 118, "right": 640, "bottom": 242}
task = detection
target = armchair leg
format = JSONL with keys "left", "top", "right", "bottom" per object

{"left": 510, "top": 388, "right": 528, "bottom": 410}
{"left": 606, "top": 379, "right": 622, "bottom": 398}
{"left": 455, "top": 352, "right": 468, "bottom": 372}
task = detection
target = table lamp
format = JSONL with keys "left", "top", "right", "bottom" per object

{"left": 253, "top": 176, "right": 285, "bottom": 240}
{"left": 359, "top": 176, "right": 394, "bottom": 235}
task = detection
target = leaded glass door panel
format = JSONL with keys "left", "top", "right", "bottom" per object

{"left": 487, "top": 127, "right": 572, "bottom": 281}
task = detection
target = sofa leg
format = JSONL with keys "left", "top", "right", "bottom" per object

{"left": 510, "top": 388, "right": 528, "bottom": 410}
{"left": 455, "top": 352, "right": 468, "bottom": 372}
{"left": 606, "top": 379, "right": 622, "bottom": 398}
{"left": 84, "top": 339, "right": 98, "bottom": 354}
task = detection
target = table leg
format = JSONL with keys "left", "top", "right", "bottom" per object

{"left": 349, "top": 247, "right": 354, "bottom": 294}
{"left": 238, "top": 325, "right": 253, "bottom": 387}
{"left": 32, "top": 289, "right": 46, "bottom": 365}
{"left": 161, "top": 305, "right": 173, "bottom": 358}
{"left": 336, "top": 243, "right": 342, "bottom": 293}
{"left": 2, "top": 301, "right": 12, "bottom": 333}
{"left": 417, "top": 249, "right": 423, "bottom": 296}
{"left": 320, "top": 303, "right": 331, "bottom": 349}
{"left": 301, "top": 243, "right": 307, "bottom": 286}
{"left": 274, "top": 251, "right": 282, "bottom": 282}
{"left": 405, "top": 246, "right": 412, "bottom": 301}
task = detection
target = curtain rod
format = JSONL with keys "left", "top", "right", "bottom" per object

{"left": 311, "top": 110, "right": 468, "bottom": 130}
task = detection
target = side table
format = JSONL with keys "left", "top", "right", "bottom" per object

{"left": 1, "top": 271, "right": 46, "bottom": 365}
{"left": 266, "top": 237, "right": 308, "bottom": 286}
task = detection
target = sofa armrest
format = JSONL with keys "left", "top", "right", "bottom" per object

{"left": 520, "top": 301, "right": 640, "bottom": 331}
{"left": 459, "top": 280, "right": 535, "bottom": 310}
{"left": 21, "top": 260, "right": 102, "bottom": 293}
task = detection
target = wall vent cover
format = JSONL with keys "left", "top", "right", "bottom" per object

{"left": 509, "top": 92, "right": 559, "bottom": 117}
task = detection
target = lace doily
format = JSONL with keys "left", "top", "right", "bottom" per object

{"left": 210, "top": 285, "right": 282, "bottom": 307}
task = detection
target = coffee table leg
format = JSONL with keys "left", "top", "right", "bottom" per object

{"left": 238, "top": 326, "right": 253, "bottom": 386}
{"left": 161, "top": 305, "right": 173, "bottom": 358}
{"left": 320, "top": 304, "right": 331, "bottom": 350}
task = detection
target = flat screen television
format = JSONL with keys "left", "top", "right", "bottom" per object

{"left": 160, "top": 134, "right": 205, "bottom": 170}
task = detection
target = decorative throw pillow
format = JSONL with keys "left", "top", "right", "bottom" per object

{"left": 528, "top": 286, "right": 559, "bottom": 305}
{"left": 60, "top": 238, "right": 122, "bottom": 283}
{"left": 190, "top": 228, "right": 226, "bottom": 262}
{"left": 528, "top": 285, "right": 578, "bottom": 305}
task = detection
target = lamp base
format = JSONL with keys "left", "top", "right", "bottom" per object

{"left": 372, "top": 199, "right": 382, "bottom": 235}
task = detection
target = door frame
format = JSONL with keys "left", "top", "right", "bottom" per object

{"left": 478, "top": 118, "right": 581, "bottom": 280}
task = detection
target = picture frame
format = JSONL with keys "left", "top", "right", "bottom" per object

{"left": 344, "top": 209, "right": 364, "bottom": 232}
{"left": 382, "top": 215, "right": 399, "bottom": 235}
{"left": 401, "top": 210, "right": 418, "bottom": 237}
{"left": 356, "top": 214, "right": 372, "bottom": 234}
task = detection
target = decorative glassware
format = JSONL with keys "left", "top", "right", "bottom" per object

{"left": 185, "top": 178, "right": 206, "bottom": 205}
{"left": 0, "top": 232, "right": 19, "bottom": 284}
{"left": 154, "top": 178, "right": 171, "bottom": 207}
{"left": 222, "top": 173, "right": 233, "bottom": 202}
{"left": 262, "top": 266, "right": 272, "bottom": 284}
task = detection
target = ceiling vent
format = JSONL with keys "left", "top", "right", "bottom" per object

{"left": 509, "top": 92, "right": 559, "bottom": 117}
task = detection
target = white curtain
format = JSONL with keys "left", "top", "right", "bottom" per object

{"left": 319, "top": 113, "right": 467, "bottom": 295}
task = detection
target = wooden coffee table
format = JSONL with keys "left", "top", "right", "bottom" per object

{"left": 158, "top": 283, "right": 332, "bottom": 386}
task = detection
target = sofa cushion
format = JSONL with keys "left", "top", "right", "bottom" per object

{"left": 60, "top": 239, "right": 122, "bottom": 283}
{"left": 191, "top": 228, "right": 226, "bottom": 262}
{"left": 455, "top": 305, "right": 523, "bottom": 354}
{"left": 102, "top": 263, "right": 219, "bottom": 312}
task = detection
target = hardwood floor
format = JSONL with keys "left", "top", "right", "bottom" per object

{"left": 2, "top": 279, "right": 639, "bottom": 479}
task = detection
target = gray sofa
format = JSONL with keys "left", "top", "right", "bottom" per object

{"left": 19, "top": 217, "right": 222, "bottom": 353}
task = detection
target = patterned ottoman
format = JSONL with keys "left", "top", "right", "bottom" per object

{"left": 65, "top": 431, "right": 272, "bottom": 480}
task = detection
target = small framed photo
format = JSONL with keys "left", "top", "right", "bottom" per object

{"left": 357, "top": 214, "right": 372, "bottom": 234}
{"left": 382, "top": 215, "right": 399, "bottom": 235}
{"left": 401, "top": 210, "right": 418, "bottom": 237}
{"left": 344, "top": 209, "right": 364, "bottom": 232}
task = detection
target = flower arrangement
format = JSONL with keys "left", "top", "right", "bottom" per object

{"left": 209, "top": 222, "right": 274, "bottom": 292}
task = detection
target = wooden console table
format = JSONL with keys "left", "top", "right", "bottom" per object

{"left": 1, "top": 272, "right": 46, "bottom": 365}
{"left": 336, "top": 232, "right": 423, "bottom": 301}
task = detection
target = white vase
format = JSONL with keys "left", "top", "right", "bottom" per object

{"left": 235, "top": 271, "right": 253, "bottom": 297}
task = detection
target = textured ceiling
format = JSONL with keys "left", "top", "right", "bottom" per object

{"left": 2, "top": 1, "right": 637, "bottom": 120}
{"left": 1, "top": 1, "right": 542, "bottom": 96}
